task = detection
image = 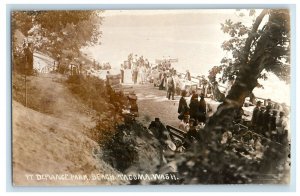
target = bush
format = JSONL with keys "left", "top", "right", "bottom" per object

{"left": 101, "top": 125, "right": 139, "bottom": 172}
{"left": 66, "top": 75, "right": 109, "bottom": 113}
{"left": 101, "top": 122, "right": 156, "bottom": 173}
{"left": 175, "top": 128, "right": 290, "bottom": 184}
{"left": 66, "top": 74, "right": 128, "bottom": 144}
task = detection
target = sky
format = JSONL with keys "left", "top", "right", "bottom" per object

{"left": 82, "top": 9, "right": 253, "bottom": 75}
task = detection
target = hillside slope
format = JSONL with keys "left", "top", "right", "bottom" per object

{"left": 12, "top": 72, "right": 127, "bottom": 185}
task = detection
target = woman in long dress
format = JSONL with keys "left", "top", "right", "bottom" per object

{"left": 137, "top": 66, "right": 142, "bottom": 84}
{"left": 140, "top": 65, "right": 146, "bottom": 84}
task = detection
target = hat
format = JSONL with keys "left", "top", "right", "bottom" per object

{"left": 257, "top": 101, "right": 262, "bottom": 104}
{"left": 165, "top": 140, "right": 176, "bottom": 151}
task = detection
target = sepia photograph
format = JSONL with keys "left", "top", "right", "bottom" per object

{"left": 11, "top": 8, "right": 291, "bottom": 186}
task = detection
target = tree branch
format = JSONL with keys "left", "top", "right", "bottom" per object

{"left": 241, "top": 9, "right": 269, "bottom": 64}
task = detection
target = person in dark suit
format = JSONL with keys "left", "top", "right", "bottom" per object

{"left": 251, "top": 101, "right": 262, "bottom": 128}
{"left": 270, "top": 110, "right": 278, "bottom": 131}
{"left": 198, "top": 93, "right": 207, "bottom": 123}
{"left": 189, "top": 91, "right": 199, "bottom": 123}
{"left": 262, "top": 105, "right": 272, "bottom": 137}
{"left": 256, "top": 106, "right": 265, "bottom": 134}
{"left": 167, "top": 74, "right": 175, "bottom": 100}
{"left": 269, "top": 110, "right": 278, "bottom": 141}
{"left": 178, "top": 90, "right": 189, "bottom": 120}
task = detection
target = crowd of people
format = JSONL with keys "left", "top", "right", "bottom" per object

{"left": 174, "top": 90, "right": 289, "bottom": 148}
{"left": 92, "top": 60, "right": 112, "bottom": 70}
{"left": 117, "top": 54, "right": 289, "bottom": 147}
{"left": 251, "top": 100, "right": 289, "bottom": 144}
{"left": 119, "top": 53, "right": 215, "bottom": 102}
{"left": 120, "top": 53, "right": 151, "bottom": 84}
{"left": 177, "top": 90, "right": 207, "bottom": 133}
{"left": 153, "top": 58, "right": 178, "bottom": 90}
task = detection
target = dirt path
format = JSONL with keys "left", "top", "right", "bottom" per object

{"left": 132, "top": 84, "right": 182, "bottom": 128}
{"left": 132, "top": 83, "right": 224, "bottom": 130}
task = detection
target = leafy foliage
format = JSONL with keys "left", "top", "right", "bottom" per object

{"left": 66, "top": 74, "right": 108, "bottom": 113}
{"left": 212, "top": 9, "right": 290, "bottom": 84}
{"left": 66, "top": 75, "right": 127, "bottom": 144}
{"left": 11, "top": 10, "right": 103, "bottom": 71}
{"left": 176, "top": 128, "right": 290, "bottom": 184}
{"left": 101, "top": 123, "right": 151, "bottom": 172}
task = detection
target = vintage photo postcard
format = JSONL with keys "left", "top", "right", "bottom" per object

{"left": 11, "top": 8, "right": 291, "bottom": 186}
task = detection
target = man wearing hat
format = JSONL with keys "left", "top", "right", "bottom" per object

{"left": 198, "top": 93, "right": 207, "bottom": 123}
{"left": 178, "top": 90, "right": 189, "bottom": 120}
{"left": 148, "top": 117, "right": 168, "bottom": 142}
{"left": 166, "top": 73, "right": 175, "bottom": 100}
{"left": 256, "top": 106, "right": 266, "bottom": 134}
{"left": 262, "top": 105, "right": 272, "bottom": 137}
{"left": 251, "top": 100, "right": 262, "bottom": 129}
{"left": 189, "top": 90, "right": 199, "bottom": 122}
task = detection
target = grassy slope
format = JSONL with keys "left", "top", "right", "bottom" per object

{"left": 12, "top": 54, "right": 127, "bottom": 185}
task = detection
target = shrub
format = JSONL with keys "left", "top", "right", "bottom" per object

{"left": 66, "top": 75, "right": 109, "bottom": 113}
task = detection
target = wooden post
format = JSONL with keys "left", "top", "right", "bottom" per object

{"left": 25, "top": 74, "right": 27, "bottom": 107}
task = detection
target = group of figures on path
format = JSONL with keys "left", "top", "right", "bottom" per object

{"left": 176, "top": 90, "right": 207, "bottom": 146}
{"left": 157, "top": 68, "right": 226, "bottom": 103}
{"left": 120, "top": 53, "right": 151, "bottom": 84}
{"left": 174, "top": 89, "right": 289, "bottom": 149}
{"left": 251, "top": 100, "right": 289, "bottom": 145}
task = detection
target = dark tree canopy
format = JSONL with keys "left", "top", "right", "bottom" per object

{"left": 211, "top": 9, "right": 290, "bottom": 85}
{"left": 12, "top": 10, "right": 103, "bottom": 61}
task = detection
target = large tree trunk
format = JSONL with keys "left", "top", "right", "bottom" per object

{"left": 204, "top": 9, "right": 274, "bottom": 135}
